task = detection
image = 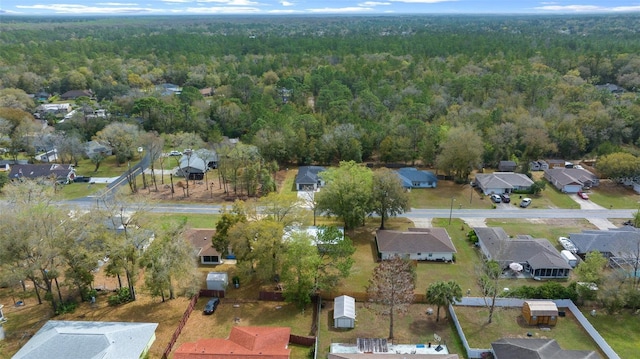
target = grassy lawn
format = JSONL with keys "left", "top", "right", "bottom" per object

{"left": 56, "top": 182, "right": 107, "bottom": 199}
{"left": 582, "top": 309, "right": 640, "bottom": 359}
{"left": 143, "top": 213, "right": 220, "bottom": 229}
{"left": 409, "top": 181, "right": 491, "bottom": 210}
{"left": 454, "top": 306, "right": 603, "bottom": 355}
{"left": 587, "top": 179, "right": 640, "bottom": 209}
{"left": 317, "top": 301, "right": 464, "bottom": 359}
{"left": 73, "top": 155, "right": 140, "bottom": 178}
{"left": 485, "top": 218, "right": 595, "bottom": 250}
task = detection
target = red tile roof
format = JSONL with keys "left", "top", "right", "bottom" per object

{"left": 174, "top": 326, "right": 291, "bottom": 359}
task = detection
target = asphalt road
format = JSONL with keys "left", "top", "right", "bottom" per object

{"left": 59, "top": 197, "right": 636, "bottom": 220}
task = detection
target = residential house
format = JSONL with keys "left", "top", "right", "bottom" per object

{"left": 491, "top": 338, "right": 601, "bottom": 359}
{"left": 544, "top": 168, "right": 599, "bottom": 193}
{"left": 35, "top": 148, "right": 59, "bottom": 163}
{"left": 37, "top": 103, "right": 71, "bottom": 114}
{"left": 12, "top": 320, "right": 158, "bottom": 359}
{"left": 176, "top": 153, "right": 207, "bottom": 180}
{"left": 156, "top": 83, "right": 181, "bottom": 96}
{"left": 334, "top": 295, "right": 356, "bottom": 329}
{"left": 85, "top": 140, "right": 113, "bottom": 158}
{"left": 498, "top": 160, "right": 517, "bottom": 172}
{"left": 173, "top": 326, "right": 291, "bottom": 359}
{"left": 185, "top": 228, "right": 223, "bottom": 264}
{"left": 295, "top": 166, "right": 326, "bottom": 191}
{"left": 522, "top": 301, "right": 558, "bottom": 326}
{"left": 9, "top": 163, "right": 76, "bottom": 184}
{"left": 546, "top": 159, "right": 567, "bottom": 169}
{"left": 473, "top": 227, "right": 571, "bottom": 279}
{"left": 529, "top": 160, "right": 549, "bottom": 171}
{"left": 474, "top": 172, "right": 534, "bottom": 195}
{"left": 568, "top": 226, "right": 640, "bottom": 260}
{"left": 596, "top": 83, "right": 625, "bottom": 94}
{"left": 375, "top": 228, "right": 457, "bottom": 261}
{"left": 60, "top": 89, "right": 93, "bottom": 100}
{"left": 396, "top": 167, "right": 438, "bottom": 188}
{"left": 199, "top": 87, "right": 214, "bottom": 97}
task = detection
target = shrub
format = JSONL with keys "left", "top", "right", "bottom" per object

{"left": 108, "top": 287, "right": 132, "bottom": 306}
{"left": 55, "top": 301, "right": 78, "bottom": 316}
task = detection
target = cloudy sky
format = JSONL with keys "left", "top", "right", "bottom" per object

{"left": 1, "top": 0, "right": 640, "bottom": 16}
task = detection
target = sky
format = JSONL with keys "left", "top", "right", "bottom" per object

{"left": 1, "top": 0, "right": 640, "bottom": 16}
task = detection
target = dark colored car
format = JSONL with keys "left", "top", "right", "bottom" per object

{"left": 203, "top": 297, "right": 220, "bottom": 315}
{"left": 500, "top": 193, "right": 511, "bottom": 203}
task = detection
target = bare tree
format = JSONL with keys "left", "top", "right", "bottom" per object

{"left": 141, "top": 131, "right": 164, "bottom": 191}
{"left": 367, "top": 256, "right": 416, "bottom": 339}
{"left": 477, "top": 259, "right": 502, "bottom": 324}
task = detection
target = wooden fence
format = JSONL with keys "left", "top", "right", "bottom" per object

{"left": 258, "top": 291, "right": 284, "bottom": 301}
{"left": 161, "top": 292, "right": 200, "bottom": 359}
{"left": 319, "top": 291, "right": 427, "bottom": 304}
{"left": 290, "top": 334, "right": 316, "bottom": 346}
{"left": 199, "top": 289, "right": 225, "bottom": 298}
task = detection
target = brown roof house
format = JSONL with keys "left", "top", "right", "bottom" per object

{"left": 60, "top": 89, "right": 94, "bottom": 100}
{"left": 544, "top": 168, "right": 599, "bottom": 193}
{"left": 375, "top": 228, "right": 456, "bottom": 262}
{"left": 173, "top": 326, "right": 291, "bottom": 359}
{"left": 522, "top": 301, "right": 558, "bottom": 326}
{"left": 491, "top": 338, "right": 601, "bottom": 359}
{"left": 185, "top": 228, "right": 223, "bottom": 265}
{"left": 473, "top": 227, "right": 571, "bottom": 279}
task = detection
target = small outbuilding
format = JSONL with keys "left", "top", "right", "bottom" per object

{"left": 206, "top": 272, "right": 228, "bottom": 291}
{"left": 522, "top": 301, "right": 558, "bottom": 326}
{"left": 333, "top": 295, "right": 356, "bottom": 329}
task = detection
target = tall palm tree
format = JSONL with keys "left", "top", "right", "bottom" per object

{"left": 426, "top": 280, "right": 463, "bottom": 322}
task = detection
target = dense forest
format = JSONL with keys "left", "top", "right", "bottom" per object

{"left": 2, "top": 14, "right": 640, "bottom": 179}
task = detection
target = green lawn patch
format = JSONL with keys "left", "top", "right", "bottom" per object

{"left": 455, "top": 306, "right": 602, "bottom": 355}
{"left": 582, "top": 309, "right": 640, "bottom": 359}
{"left": 317, "top": 301, "right": 464, "bottom": 359}
{"left": 587, "top": 179, "right": 640, "bottom": 209}
{"left": 485, "top": 218, "right": 595, "bottom": 248}
{"left": 409, "top": 181, "right": 491, "bottom": 209}
{"left": 143, "top": 213, "right": 220, "bottom": 229}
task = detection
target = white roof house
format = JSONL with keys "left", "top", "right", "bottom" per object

{"left": 12, "top": 320, "right": 158, "bottom": 359}
{"left": 334, "top": 295, "right": 356, "bottom": 329}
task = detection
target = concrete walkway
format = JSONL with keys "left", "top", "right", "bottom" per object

{"left": 569, "top": 193, "right": 617, "bottom": 229}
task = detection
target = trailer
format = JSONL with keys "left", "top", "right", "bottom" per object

{"left": 561, "top": 250, "right": 578, "bottom": 268}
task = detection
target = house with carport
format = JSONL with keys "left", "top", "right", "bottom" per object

{"left": 375, "top": 228, "right": 456, "bottom": 261}
{"left": 473, "top": 227, "right": 571, "bottom": 279}
{"left": 473, "top": 172, "right": 534, "bottom": 195}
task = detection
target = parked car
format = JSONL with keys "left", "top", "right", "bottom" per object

{"left": 169, "top": 150, "right": 182, "bottom": 156}
{"left": 203, "top": 297, "right": 220, "bottom": 315}
{"left": 577, "top": 191, "right": 589, "bottom": 200}
{"left": 500, "top": 193, "right": 511, "bottom": 203}
{"left": 490, "top": 194, "right": 502, "bottom": 203}
{"left": 520, "top": 198, "right": 532, "bottom": 208}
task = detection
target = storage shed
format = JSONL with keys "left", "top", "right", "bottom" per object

{"left": 333, "top": 295, "right": 356, "bottom": 329}
{"left": 206, "top": 272, "right": 228, "bottom": 291}
{"left": 522, "top": 301, "right": 558, "bottom": 326}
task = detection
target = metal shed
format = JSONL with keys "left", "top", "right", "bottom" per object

{"left": 333, "top": 295, "right": 356, "bottom": 328}
{"left": 206, "top": 272, "right": 228, "bottom": 291}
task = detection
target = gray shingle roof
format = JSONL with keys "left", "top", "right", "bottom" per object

{"left": 12, "top": 320, "right": 158, "bottom": 359}
{"left": 376, "top": 228, "right": 456, "bottom": 254}
{"left": 473, "top": 228, "right": 570, "bottom": 270}
{"left": 475, "top": 172, "right": 533, "bottom": 191}
{"left": 544, "top": 168, "right": 598, "bottom": 187}
{"left": 491, "top": 338, "right": 601, "bottom": 359}
{"left": 396, "top": 167, "right": 437, "bottom": 187}
{"left": 295, "top": 166, "right": 325, "bottom": 185}
{"left": 569, "top": 226, "right": 640, "bottom": 257}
